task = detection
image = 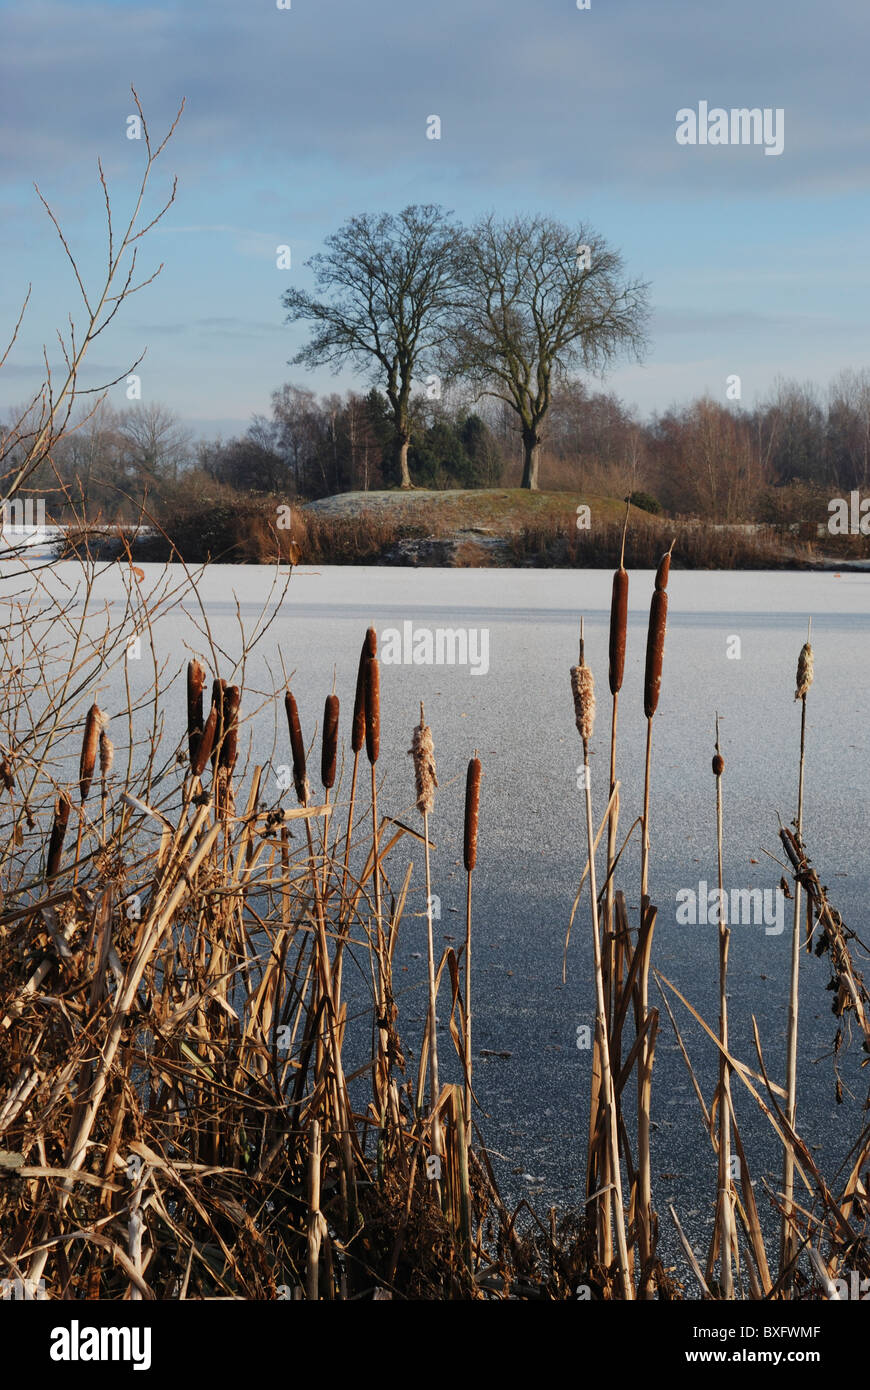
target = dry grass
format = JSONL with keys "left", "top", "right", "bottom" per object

{"left": 0, "top": 540, "right": 866, "bottom": 1301}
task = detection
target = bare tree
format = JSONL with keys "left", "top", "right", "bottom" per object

{"left": 446, "top": 215, "right": 649, "bottom": 489}
{"left": 0, "top": 89, "right": 184, "bottom": 507}
{"left": 118, "top": 402, "right": 192, "bottom": 482}
{"left": 282, "top": 205, "right": 461, "bottom": 489}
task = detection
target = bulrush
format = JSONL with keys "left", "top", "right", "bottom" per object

{"left": 570, "top": 630, "right": 596, "bottom": 749}
{"left": 192, "top": 701, "right": 218, "bottom": 777}
{"left": 352, "top": 629, "right": 377, "bottom": 754}
{"left": 412, "top": 703, "right": 442, "bottom": 1163}
{"left": 608, "top": 568, "right": 628, "bottom": 697}
{"left": 187, "top": 660, "right": 206, "bottom": 767}
{"left": 340, "top": 629, "right": 377, "bottom": 918}
{"left": 570, "top": 623, "right": 632, "bottom": 1297}
{"left": 795, "top": 642, "right": 814, "bottom": 701}
{"left": 782, "top": 621, "right": 814, "bottom": 1284}
{"left": 99, "top": 729, "right": 114, "bottom": 780}
{"left": 209, "top": 680, "right": 226, "bottom": 773}
{"left": 643, "top": 590, "right": 668, "bottom": 720}
{"left": 79, "top": 704, "right": 105, "bottom": 803}
{"left": 46, "top": 793, "right": 72, "bottom": 880}
{"left": 284, "top": 689, "right": 311, "bottom": 806}
{"left": 409, "top": 707, "right": 437, "bottom": 815}
{"left": 321, "top": 695, "right": 339, "bottom": 791}
{"left": 364, "top": 657, "right": 379, "bottom": 766}
{"left": 219, "top": 686, "right": 240, "bottom": 774}
{"left": 463, "top": 756, "right": 481, "bottom": 874}
{"left": 462, "top": 754, "right": 482, "bottom": 1130}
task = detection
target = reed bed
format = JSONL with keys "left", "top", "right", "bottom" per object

{"left": 0, "top": 544, "right": 866, "bottom": 1301}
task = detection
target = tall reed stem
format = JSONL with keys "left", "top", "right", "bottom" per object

{"left": 780, "top": 620, "right": 812, "bottom": 1284}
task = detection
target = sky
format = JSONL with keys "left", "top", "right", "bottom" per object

{"left": 1, "top": 0, "right": 869, "bottom": 439}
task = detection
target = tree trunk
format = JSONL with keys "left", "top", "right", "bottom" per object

{"left": 521, "top": 428, "right": 542, "bottom": 490}
{"left": 396, "top": 433, "right": 412, "bottom": 489}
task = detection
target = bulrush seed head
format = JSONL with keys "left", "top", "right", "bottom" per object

{"left": 192, "top": 703, "right": 218, "bottom": 777}
{"left": 352, "top": 628, "right": 377, "bottom": 754}
{"left": 187, "top": 660, "right": 206, "bottom": 765}
{"left": 795, "top": 642, "right": 814, "bottom": 701}
{"left": 321, "top": 694, "right": 339, "bottom": 790}
{"left": 571, "top": 663, "right": 596, "bottom": 744}
{"left": 284, "top": 689, "right": 310, "bottom": 805}
{"left": 47, "top": 793, "right": 72, "bottom": 880}
{"left": 608, "top": 568, "right": 628, "bottom": 696}
{"left": 409, "top": 709, "right": 437, "bottom": 816}
{"left": 644, "top": 589, "right": 668, "bottom": 719}
{"left": 220, "top": 686, "right": 240, "bottom": 773}
{"left": 99, "top": 730, "right": 114, "bottom": 778}
{"left": 79, "top": 704, "right": 106, "bottom": 803}
{"left": 464, "top": 756, "right": 482, "bottom": 872}
{"left": 364, "top": 656, "right": 380, "bottom": 765}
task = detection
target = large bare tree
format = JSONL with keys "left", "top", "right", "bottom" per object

{"left": 282, "top": 205, "right": 460, "bottom": 489}
{"left": 446, "top": 215, "right": 650, "bottom": 489}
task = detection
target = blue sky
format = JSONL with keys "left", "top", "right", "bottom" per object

{"left": 2, "top": 0, "right": 869, "bottom": 438}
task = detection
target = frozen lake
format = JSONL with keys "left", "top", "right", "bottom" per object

{"left": 4, "top": 559, "right": 868, "bottom": 1269}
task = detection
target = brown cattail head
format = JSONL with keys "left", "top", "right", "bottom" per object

{"left": 284, "top": 689, "right": 310, "bottom": 804}
{"left": 643, "top": 588, "right": 668, "bottom": 719}
{"left": 352, "top": 628, "right": 377, "bottom": 753}
{"left": 654, "top": 540, "right": 675, "bottom": 593}
{"left": 46, "top": 792, "right": 72, "bottom": 880}
{"left": 464, "top": 755, "right": 482, "bottom": 872}
{"left": 79, "top": 704, "right": 105, "bottom": 803}
{"left": 795, "top": 642, "right": 814, "bottom": 701}
{"left": 210, "top": 680, "right": 226, "bottom": 771}
{"left": 608, "top": 567, "right": 628, "bottom": 696}
{"left": 712, "top": 752, "right": 724, "bottom": 777}
{"left": 409, "top": 709, "right": 437, "bottom": 815}
{"left": 364, "top": 656, "right": 380, "bottom": 765}
{"left": 570, "top": 662, "right": 596, "bottom": 745}
{"left": 187, "top": 660, "right": 206, "bottom": 765}
{"left": 321, "top": 694, "right": 339, "bottom": 789}
{"left": 99, "top": 729, "right": 114, "bottom": 779}
{"left": 192, "top": 702, "right": 218, "bottom": 777}
{"left": 219, "top": 686, "right": 240, "bottom": 772}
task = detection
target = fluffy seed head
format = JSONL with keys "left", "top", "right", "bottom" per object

{"left": 571, "top": 663, "right": 596, "bottom": 744}
{"left": 99, "top": 729, "right": 114, "bottom": 778}
{"left": 795, "top": 642, "right": 814, "bottom": 701}
{"left": 409, "top": 712, "right": 437, "bottom": 815}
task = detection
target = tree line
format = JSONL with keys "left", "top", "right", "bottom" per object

{"left": 8, "top": 368, "right": 870, "bottom": 529}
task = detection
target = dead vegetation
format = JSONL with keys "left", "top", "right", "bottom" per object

{"left": 0, "top": 533, "right": 867, "bottom": 1301}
